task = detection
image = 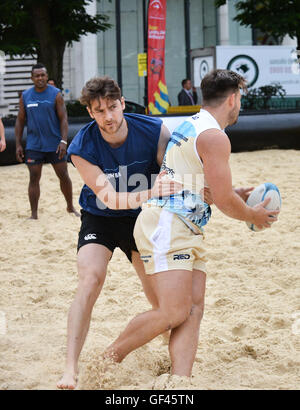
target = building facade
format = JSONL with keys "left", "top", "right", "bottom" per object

{"left": 0, "top": 0, "right": 297, "bottom": 116}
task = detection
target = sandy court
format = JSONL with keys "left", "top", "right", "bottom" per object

{"left": 0, "top": 149, "right": 300, "bottom": 390}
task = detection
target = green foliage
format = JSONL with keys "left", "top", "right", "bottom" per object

{"left": 0, "top": 0, "right": 112, "bottom": 87}
{"left": 0, "top": 0, "right": 111, "bottom": 55}
{"left": 215, "top": 0, "right": 300, "bottom": 46}
{"left": 242, "top": 82, "right": 287, "bottom": 110}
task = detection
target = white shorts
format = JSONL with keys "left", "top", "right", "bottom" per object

{"left": 134, "top": 206, "right": 207, "bottom": 275}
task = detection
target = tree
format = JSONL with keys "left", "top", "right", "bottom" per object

{"left": 0, "top": 0, "right": 111, "bottom": 88}
{"left": 215, "top": 1, "right": 300, "bottom": 49}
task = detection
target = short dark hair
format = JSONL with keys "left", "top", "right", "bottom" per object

{"left": 181, "top": 78, "right": 190, "bottom": 88}
{"left": 80, "top": 76, "right": 121, "bottom": 108}
{"left": 31, "top": 63, "right": 47, "bottom": 74}
{"left": 201, "top": 69, "right": 247, "bottom": 106}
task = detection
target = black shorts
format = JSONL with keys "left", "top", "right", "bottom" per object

{"left": 77, "top": 210, "right": 138, "bottom": 262}
{"left": 25, "top": 149, "right": 67, "bottom": 165}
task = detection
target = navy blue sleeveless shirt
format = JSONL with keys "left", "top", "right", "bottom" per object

{"left": 22, "top": 85, "right": 61, "bottom": 151}
{"left": 68, "top": 113, "right": 162, "bottom": 217}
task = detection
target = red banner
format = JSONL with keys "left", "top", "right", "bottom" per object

{"left": 147, "top": 0, "right": 169, "bottom": 114}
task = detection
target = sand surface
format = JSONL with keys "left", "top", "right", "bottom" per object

{"left": 0, "top": 149, "right": 300, "bottom": 390}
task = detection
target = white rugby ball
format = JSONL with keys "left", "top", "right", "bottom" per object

{"left": 246, "top": 183, "right": 281, "bottom": 232}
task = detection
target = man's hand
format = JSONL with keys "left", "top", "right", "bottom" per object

{"left": 56, "top": 141, "right": 67, "bottom": 160}
{"left": 150, "top": 171, "right": 183, "bottom": 198}
{"left": 16, "top": 144, "right": 24, "bottom": 162}
{"left": 234, "top": 187, "right": 254, "bottom": 202}
{"left": 250, "top": 197, "right": 280, "bottom": 229}
{"left": 0, "top": 140, "right": 6, "bottom": 152}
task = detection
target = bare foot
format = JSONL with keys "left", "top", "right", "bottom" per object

{"left": 28, "top": 214, "right": 38, "bottom": 220}
{"left": 57, "top": 371, "right": 78, "bottom": 390}
{"left": 67, "top": 207, "right": 80, "bottom": 217}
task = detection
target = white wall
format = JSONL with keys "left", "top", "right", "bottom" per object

{"left": 63, "top": 0, "right": 98, "bottom": 100}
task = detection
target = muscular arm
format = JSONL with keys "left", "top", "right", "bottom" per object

{"left": 0, "top": 118, "right": 5, "bottom": 152}
{"left": 15, "top": 95, "right": 26, "bottom": 147}
{"left": 156, "top": 123, "right": 171, "bottom": 166}
{"left": 197, "top": 129, "right": 279, "bottom": 228}
{"left": 55, "top": 93, "right": 68, "bottom": 142}
{"left": 15, "top": 96, "right": 26, "bottom": 161}
{"left": 197, "top": 129, "right": 254, "bottom": 221}
{"left": 71, "top": 155, "right": 181, "bottom": 211}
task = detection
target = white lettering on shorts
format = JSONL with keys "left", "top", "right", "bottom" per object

{"left": 84, "top": 233, "right": 97, "bottom": 241}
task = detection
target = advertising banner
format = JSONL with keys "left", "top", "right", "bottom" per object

{"left": 147, "top": 0, "right": 169, "bottom": 114}
{"left": 216, "top": 46, "right": 300, "bottom": 95}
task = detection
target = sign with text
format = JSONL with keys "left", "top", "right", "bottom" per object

{"left": 138, "top": 53, "right": 147, "bottom": 77}
{"left": 147, "top": 0, "right": 169, "bottom": 114}
{"left": 216, "top": 45, "right": 300, "bottom": 95}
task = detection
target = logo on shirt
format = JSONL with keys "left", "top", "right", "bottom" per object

{"left": 84, "top": 233, "right": 97, "bottom": 241}
{"left": 106, "top": 172, "right": 122, "bottom": 180}
{"left": 27, "top": 103, "right": 39, "bottom": 108}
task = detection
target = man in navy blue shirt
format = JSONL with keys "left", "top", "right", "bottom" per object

{"left": 15, "top": 63, "right": 78, "bottom": 219}
{"left": 57, "top": 76, "right": 196, "bottom": 389}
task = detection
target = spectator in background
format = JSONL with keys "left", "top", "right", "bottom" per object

{"left": 47, "top": 78, "right": 57, "bottom": 87}
{"left": 15, "top": 63, "right": 78, "bottom": 219}
{"left": 177, "top": 78, "right": 198, "bottom": 106}
{"left": 0, "top": 117, "right": 6, "bottom": 152}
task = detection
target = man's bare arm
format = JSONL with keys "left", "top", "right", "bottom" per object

{"left": 55, "top": 93, "right": 68, "bottom": 141}
{"left": 15, "top": 96, "right": 26, "bottom": 162}
{"left": 55, "top": 93, "right": 69, "bottom": 159}
{"left": 71, "top": 155, "right": 182, "bottom": 211}
{"left": 156, "top": 124, "right": 171, "bottom": 166}
{"left": 197, "top": 129, "right": 278, "bottom": 227}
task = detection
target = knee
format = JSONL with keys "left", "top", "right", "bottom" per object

{"left": 29, "top": 171, "right": 41, "bottom": 184}
{"left": 77, "top": 266, "right": 105, "bottom": 300}
{"left": 191, "top": 299, "right": 205, "bottom": 321}
{"left": 58, "top": 170, "right": 70, "bottom": 182}
{"left": 162, "top": 301, "right": 193, "bottom": 330}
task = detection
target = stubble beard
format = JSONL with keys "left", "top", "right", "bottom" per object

{"left": 99, "top": 117, "right": 125, "bottom": 135}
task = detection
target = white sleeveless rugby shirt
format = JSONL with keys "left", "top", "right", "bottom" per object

{"left": 147, "top": 109, "right": 225, "bottom": 231}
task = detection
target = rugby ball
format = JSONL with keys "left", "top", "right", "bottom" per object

{"left": 246, "top": 183, "right": 281, "bottom": 232}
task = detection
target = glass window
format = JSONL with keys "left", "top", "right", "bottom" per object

{"left": 97, "top": 0, "right": 118, "bottom": 80}
{"left": 120, "top": 0, "right": 145, "bottom": 105}
{"left": 228, "top": 0, "right": 254, "bottom": 45}
{"left": 165, "top": 0, "right": 186, "bottom": 106}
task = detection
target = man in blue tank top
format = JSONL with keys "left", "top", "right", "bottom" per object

{"left": 15, "top": 63, "right": 78, "bottom": 219}
{"left": 57, "top": 76, "right": 190, "bottom": 389}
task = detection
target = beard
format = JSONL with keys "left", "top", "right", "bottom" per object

{"left": 99, "top": 117, "right": 124, "bottom": 135}
{"left": 228, "top": 108, "right": 239, "bottom": 126}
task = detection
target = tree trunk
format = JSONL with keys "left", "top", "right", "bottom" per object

{"left": 30, "top": 4, "right": 66, "bottom": 89}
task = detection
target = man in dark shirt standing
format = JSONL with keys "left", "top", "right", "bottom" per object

{"left": 15, "top": 63, "right": 78, "bottom": 219}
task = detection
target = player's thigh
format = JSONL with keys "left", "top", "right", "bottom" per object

{"left": 149, "top": 269, "right": 194, "bottom": 318}
{"left": 131, "top": 250, "right": 158, "bottom": 308}
{"left": 77, "top": 243, "right": 112, "bottom": 286}
{"left": 51, "top": 160, "right": 69, "bottom": 179}
{"left": 192, "top": 269, "right": 206, "bottom": 306}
